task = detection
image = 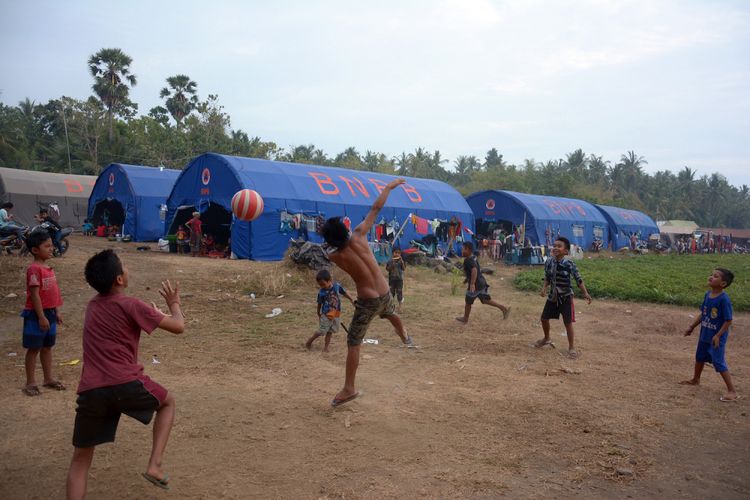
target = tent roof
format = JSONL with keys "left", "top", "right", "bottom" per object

{"left": 657, "top": 220, "right": 699, "bottom": 234}
{"left": 95, "top": 163, "right": 180, "bottom": 197}
{"left": 467, "top": 190, "right": 608, "bottom": 224}
{"left": 178, "top": 153, "right": 472, "bottom": 215}
{"left": 0, "top": 166, "right": 96, "bottom": 197}
{"left": 594, "top": 204, "right": 659, "bottom": 231}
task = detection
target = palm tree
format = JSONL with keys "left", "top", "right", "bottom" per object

{"left": 587, "top": 154, "right": 609, "bottom": 184}
{"left": 613, "top": 150, "right": 647, "bottom": 193}
{"left": 88, "top": 48, "right": 137, "bottom": 140}
{"left": 160, "top": 75, "right": 199, "bottom": 125}
{"left": 564, "top": 148, "right": 587, "bottom": 177}
{"left": 393, "top": 152, "right": 411, "bottom": 176}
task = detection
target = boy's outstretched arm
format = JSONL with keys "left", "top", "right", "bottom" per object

{"left": 157, "top": 280, "right": 184, "bottom": 334}
{"left": 354, "top": 179, "right": 405, "bottom": 237}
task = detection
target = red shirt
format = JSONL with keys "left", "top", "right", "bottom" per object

{"left": 77, "top": 292, "right": 165, "bottom": 394}
{"left": 186, "top": 218, "right": 202, "bottom": 235}
{"left": 25, "top": 262, "right": 63, "bottom": 310}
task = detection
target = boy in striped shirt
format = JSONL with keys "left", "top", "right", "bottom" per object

{"left": 535, "top": 237, "right": 592, "bottom": 359}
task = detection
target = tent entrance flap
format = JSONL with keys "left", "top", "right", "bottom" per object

{"left": 169, "top": 203, "right": 231, "bottom": 245}
{"left": 92, "top": 200, "right": 125, "bottom": 227}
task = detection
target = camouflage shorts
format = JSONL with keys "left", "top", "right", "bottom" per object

{"left": 347, "top": 293, "right": 396, "bottom": 346}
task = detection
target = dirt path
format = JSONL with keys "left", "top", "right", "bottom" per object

{"left": 0, "top": 235, "right": 748, "bottom": 498}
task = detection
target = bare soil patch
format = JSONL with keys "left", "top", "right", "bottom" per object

{"left": 1, "top": 235, "right": 748, "bottom": 498}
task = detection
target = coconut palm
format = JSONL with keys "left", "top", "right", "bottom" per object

{"left": 88, "top": 48, "right": 137, "bottom": 139}
{"left": 611, "top": 150, "right": 647, "bottom": 193}
{"left": 160, "top": 75, "right": 199, "bottom": 125}
{"left": 564, "top": 148, "right": 587, "bottom": 177}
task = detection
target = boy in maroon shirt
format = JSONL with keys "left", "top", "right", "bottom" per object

{"left": 66, "top": 250, "right": 185, "bottom": 499}
{"left": 21, "top": 230, "right": 65, "bottom": 396}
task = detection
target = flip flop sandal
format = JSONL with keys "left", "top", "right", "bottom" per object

{"left": 43, "top": 381, "right": 66, "bottom": 391}
{"left": 720, "top": 395, "right": 741, "bottom": 403}
{"left": 534, "top": 339, "right": 553, "bottom": 348}
{"left": 142, "top": 472, "right": 170, "bottom": 490}
{"left": 331, "top": 392, "right": 360, "bottom": 407}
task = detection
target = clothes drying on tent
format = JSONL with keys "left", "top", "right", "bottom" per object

{"left": 465, "top": 190, "right": 609, "bottom": 250}
{"left": 165, "top": 153, "right": 475, "bottom": 261}
{"left": 88, "top": 164, "right": 180, "bottom": 242}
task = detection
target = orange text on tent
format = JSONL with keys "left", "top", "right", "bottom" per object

{"left": 308, "top": 172, "right": 422, "bottom": 203}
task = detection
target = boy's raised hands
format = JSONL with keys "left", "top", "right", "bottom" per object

{"left": 159, "top": 280, "right": 180, "bottom": 308}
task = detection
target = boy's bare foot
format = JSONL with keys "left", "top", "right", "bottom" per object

{"left": 503, "top": 307, "right": 511, "bottom": 320}
{"left": 455, "top": 317, "right": 467, "bottom": 324}
{"left": 322, "top": 348, "right": 329, "bottom": 353}
{"left": 679, "top": 379, "right": 700, "bottom": 386}
{"left": 534, "top": 338, "right": 552, "bottom": 348}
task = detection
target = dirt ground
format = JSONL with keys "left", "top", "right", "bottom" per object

{"left": 0, "top": 235, "right": 748, "bottom": 499}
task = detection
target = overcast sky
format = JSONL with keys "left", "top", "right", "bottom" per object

{"left": 1, "top": 0, "right": 748, "bottom": 186}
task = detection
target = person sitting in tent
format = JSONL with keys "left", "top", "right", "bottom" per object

{"left": 82, "top": 219, "right": 95, "bottom": 236}
{"left": 201, "top": 233, "right": 215, "bottom": 256}
{"left": 320, "top": 178, "right": 413, "bottom": 408}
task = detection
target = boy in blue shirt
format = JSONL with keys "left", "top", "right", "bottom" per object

{"left": 681, "top": 268, "right": 737, "bottom": 402}
{"left": 306, "top": 269, "right": 353, "bottom": 352}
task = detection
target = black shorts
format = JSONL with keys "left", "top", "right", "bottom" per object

{"left": 465, "top": 287, "right": 491, "bottom": 305}
{"left": 72, "top": 380, "right": 161, "bottom": 448}
{"left": 541, "top": 296, "right": 575, "bottom": 324}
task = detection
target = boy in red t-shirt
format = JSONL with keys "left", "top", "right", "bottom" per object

{"left": 66, "top": 250, "right": 185, "bottom": 498}
{"left": 185, "top": 211, "right": 202, "bottom": 257}
{"left": 21, "top": 230, "right": 65, "bottom": 396}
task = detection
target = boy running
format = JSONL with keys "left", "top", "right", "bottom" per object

{"left": 455, "top": 241, "right": 510, "bottom": 324}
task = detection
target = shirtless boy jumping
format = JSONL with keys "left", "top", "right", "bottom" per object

{"left": 320, "top": 178, "right": 413, "bottom": 407}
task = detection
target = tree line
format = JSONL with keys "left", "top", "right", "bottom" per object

{"left": 0, "top": 48, "right": 747, "bottom": 229}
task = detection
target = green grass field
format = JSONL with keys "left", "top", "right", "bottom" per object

{"left": 513, "top": 253, "right": 750, "bottom": 312}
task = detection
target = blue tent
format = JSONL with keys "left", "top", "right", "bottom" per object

{"left": 88, "top": 164, "right": 180, "bottom": 241}
{"left": 594, "top": 204, "right": 659, "bottom": 250}
{"left": 465, "top": 190, "right": 609, "bottom": 249}
{"left": 165, "top": 153, "right": 475, "bottom": 261}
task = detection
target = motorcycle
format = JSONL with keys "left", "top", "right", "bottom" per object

{"left": 32, "top": 222, "right": 73, "bottom": 257}
{"left": 0, "top": 224, "right": 30, "bottom": 256}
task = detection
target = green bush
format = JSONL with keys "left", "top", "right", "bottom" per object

{"left": 513, "top": 254, "right": 750, "bottom": 311}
